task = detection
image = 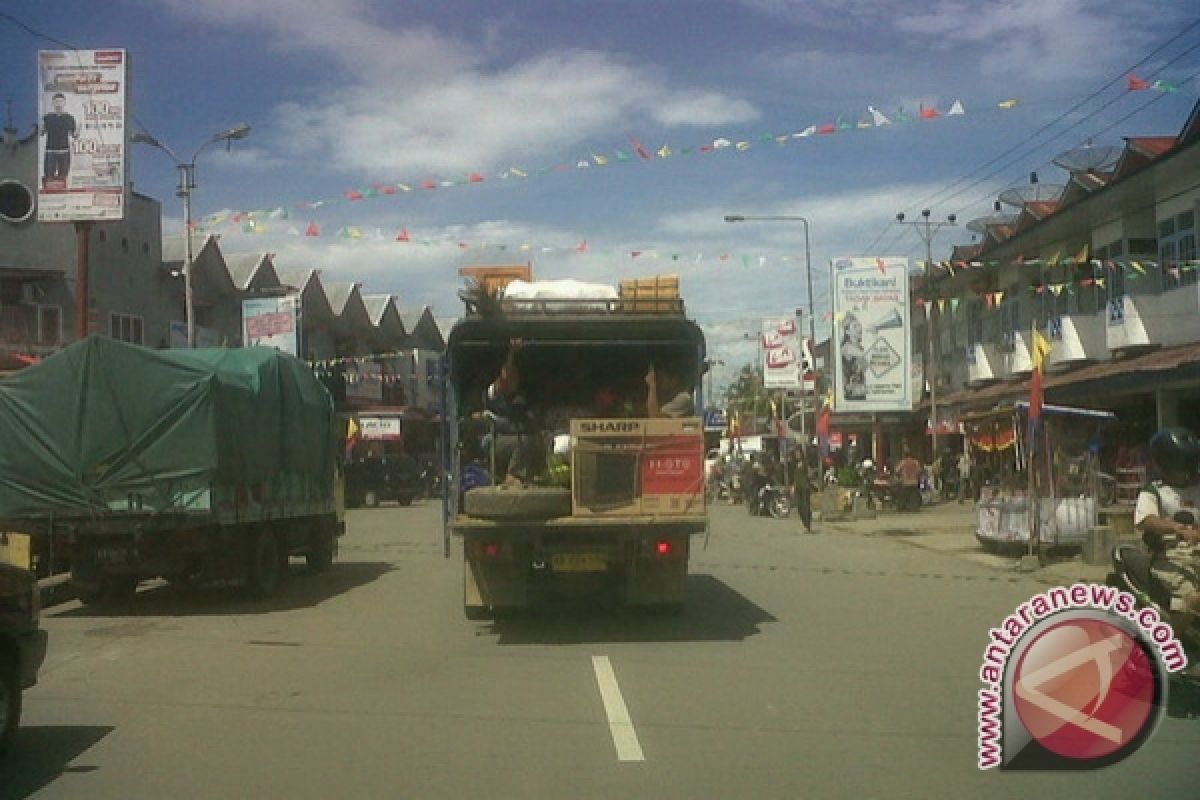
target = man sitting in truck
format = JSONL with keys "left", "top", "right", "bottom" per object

{"left": 483, "top": 339, "right": 546, "bottom": 486}
{"left": 645, "top": 363, "right": 695, "bottom": 418}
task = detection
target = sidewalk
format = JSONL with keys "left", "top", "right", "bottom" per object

{"left": 820, "top": 499, "right": 1113, "bottom": 588}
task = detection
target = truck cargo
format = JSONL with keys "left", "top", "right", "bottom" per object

{"left": 443, "top": 272, "right": 707, "bottom": 618}
{"left": 0, "top": 336, "right": 343, "bottom": 604}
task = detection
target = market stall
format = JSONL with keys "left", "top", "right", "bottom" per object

{"left": 964, "top": 402, "right": 1116, "bottom": 553}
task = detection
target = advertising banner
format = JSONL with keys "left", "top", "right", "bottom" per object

{"left": 830, "top": 256, "right": 912, "bottom": 412}
{"left": 242, "top": 295, "right": 300, "bottom": 355}
{"left": 760, "top": 317, "right": 803, "bottom": 389}
{"left": 37, "top": 49, "right": 127, "bottom": 222}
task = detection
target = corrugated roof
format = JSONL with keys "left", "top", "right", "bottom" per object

{"left": 162, "top": 234, "right": 217, "bottom": 265}
{"left": 1025, "top": 200, "right": 1059, "bottom": 219}
{"left": 276, "top": 267, "right": 316, "bottom": 292}
{"left": 399, "top": 307, "right": 427, "bottom": 332}
{"left": 1127, "top": 136, "right": 1177, "bottom": 158}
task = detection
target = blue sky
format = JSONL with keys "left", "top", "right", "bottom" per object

{"left": 2, "top": 0, "right": 1199, "bottom": 392}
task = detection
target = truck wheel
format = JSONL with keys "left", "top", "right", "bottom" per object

{"left": 0, "top": 651, "right": 19, "bottom": 756}
{"left": 463, "top": 487, "right": 571, "bottom": 520}
{"left": 363, "top": 489, "right": 379, "bottom": 508}
{"left": 396, "top": 494, "right": 414, "bottom": 507}
{"left": 249, "top": 531, "right": 283, "bottom": 599}
{"left": 306, "top": 528, "right": 335, "bottom": 574}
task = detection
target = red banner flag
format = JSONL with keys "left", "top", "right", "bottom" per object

{"left": 304, "top": 222, "right": 320, "bottom": 237}
{"left": 1127, "top": 74, "right": 1150, "bottom": 91}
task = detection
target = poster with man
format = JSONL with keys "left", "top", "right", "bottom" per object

{"left": 37, "top": 49, "right": 127, "bottom": 222}
{"left": 830, "top": 256, "right": 912, "bottom": 412}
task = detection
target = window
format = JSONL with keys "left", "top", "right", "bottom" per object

{"left": 110, "top": 312, "right": 144, "bottom": 345}
{"left": 1160, "top": 210, "right": 1197, "bottom": 287}
{"left": 37, "top": 305, "right": 61, "bottom": 346}
{"left": 966, "top": 299, "right": 983, "bottom": 345}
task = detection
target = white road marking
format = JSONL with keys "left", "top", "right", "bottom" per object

{"left": 591, "top": 655, "right": 645, "bottom": 762}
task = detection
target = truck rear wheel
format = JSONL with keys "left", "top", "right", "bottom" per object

{"left": 249, "top": 531, "right": 284, "bottom": 599}
{"left": 306, "top": 527, "right": 335, "bottom": 574}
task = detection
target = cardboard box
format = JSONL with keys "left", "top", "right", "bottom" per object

{"left": 570, "top": 418, "right": 704, "bottom": 516}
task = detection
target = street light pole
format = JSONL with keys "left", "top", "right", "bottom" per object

{"left": 132, "top": 124, "right": 251, "bottom": 347}
{"left": 725, "top": 213, "right": 816, "bottom": 448}
{"left": 895, "top": 209, "right": 957, "bottom": 460}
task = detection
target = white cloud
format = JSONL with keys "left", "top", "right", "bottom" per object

{"left": 154, "top": 0, "right": 761, "bottom": 178}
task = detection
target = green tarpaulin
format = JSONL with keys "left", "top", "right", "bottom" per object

{"left": 0, "top": 337, "right": 334, "bottom": 517}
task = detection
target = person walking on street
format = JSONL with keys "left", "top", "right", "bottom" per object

{"left": 956, "top": 449, "right": 973, "bottom": 503}
{"left": 894, "top": 444, "right": 923, "bottom": 512}
{"left": 791, "top": 451, "right": 814, "bottom": 533}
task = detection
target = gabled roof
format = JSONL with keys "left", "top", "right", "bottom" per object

{"left": 362, "top": 293, "right": 395, "bottom": 326}
{"left": 162, "top": 233, "right": 219, "bottom": 266}
{"left": 401, "top": 306, "right": 445, "bottom": 351}
{"left": 224, "top": 252, "right": 276, "bottom": 291}
{"left": 276, "top": 267, "right": 334, "bottom": 323}
{"left": 1111, "top": 136, "right": 1177, "bottom": 181}
{"left": 324, "top": 282, "right": 360, "bottom": 317}
{"left": 1180, "top": 98, "right": 1200, "bottom": 148}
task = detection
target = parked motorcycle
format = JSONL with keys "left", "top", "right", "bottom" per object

{"left": 749, "top": 480, "right": 792, "bottom": 519}
{"left": 1108, "top": 510, "right": 1200, "bottom": 718}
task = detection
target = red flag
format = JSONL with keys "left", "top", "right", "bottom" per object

{"left": 817, "top": 123, "right": 836, "bottom": 135}
{"left": 305, "top": 222, "right": 320, "bottom": 237}
{"left": 345, "top": 190, "right": 364, "bottom": 201}
{"left": 420, "top": 179, "right": 437, "bottom": 190}
{"left": 919, "top": 105, "right": 940, "bottom": 119}
{"left": 631, "top": 250, "right": 642, "bottom": 259}
{"left": 468, "top": 173, "right": 485, "bottom": 183}
{"left": 395, "top": 228, "right": 410, "bottom": 242}
{"left": 1127, "top": 74, "right": 1150, "bottom": 91}
{"left": 1029, "top": 366, "right": 1043, "bottom": 424}
{"left": 576, "top": 240, "right": 588, "bottom": 253}
{"left": 630, "top": 138, "right": 652, "bottom": 160}
{"left": 380, "top": 184, "right": 397, "bottom": 195}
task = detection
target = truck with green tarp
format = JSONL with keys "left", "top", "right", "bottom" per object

{"left": 0, "top": 336, "right": 343, "bottom": 604}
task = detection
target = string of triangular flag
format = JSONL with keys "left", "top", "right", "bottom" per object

{"left": 198, "top": 94, "right": 1034, "bottom": 226}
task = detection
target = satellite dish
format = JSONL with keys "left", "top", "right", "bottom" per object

{"left": 998, "top": 183, "right": 1064, "bottom": 208}
{"left": 1052, "top": 142, "right": 1121, "bottom": 173}
{"left": 966, "top": 213, "right": 1018, "bottom": 235}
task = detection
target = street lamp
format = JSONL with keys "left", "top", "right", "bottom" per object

{"left": 895, "top": 209, "right": 957, "bottom": 458}
{"left": 725, "top": 213, "right": 816, "bottom": 446}
{"left": 132, "top": 123, "right": 252, "bottom": 347}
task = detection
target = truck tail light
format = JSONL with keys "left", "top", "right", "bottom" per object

{"left": 655, "top": 540, "right": 672, "bottom": 556}
{"left": 484, "top": 542, "right": 502, "bottom": 558}
{"left": 469, "top": 540, "right": 504, "bottom": 559}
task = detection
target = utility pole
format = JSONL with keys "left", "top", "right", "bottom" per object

{"left": 895, "top": 209, "right": 957, "bottom": 460}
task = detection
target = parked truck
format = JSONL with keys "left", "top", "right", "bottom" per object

{"left": 442, "top": 276, "right": 707, "bottom": 618}
{"left": 0, "top": 337, "right": 343, "bottom": 605}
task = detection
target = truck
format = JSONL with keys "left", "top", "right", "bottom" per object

{"left": 442, "top": 276, "right": 708, "bottom": 618}
{"left": 0, "top": 561, "right": 46, "bottom": 756}
{"left": 0, "top": 337, "right": 342, "bottom": 605}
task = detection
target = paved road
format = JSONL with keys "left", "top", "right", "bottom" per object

{"left": 5, "top": 502, "right": 1198, "bottom": 799}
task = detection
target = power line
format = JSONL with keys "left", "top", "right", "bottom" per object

{"left": 901, "top": 17, "right": 1200, "bottom": 216}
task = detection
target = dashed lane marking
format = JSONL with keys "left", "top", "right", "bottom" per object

{"left": 591, "top": 655, "right": 645, "bottom": 762}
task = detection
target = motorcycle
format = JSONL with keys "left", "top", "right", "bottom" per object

{"left": 749, "top": 479, "right": 792, "bottom": 519}
{"left": 1108, "top": 510, "right": 1200, "bottom": 718}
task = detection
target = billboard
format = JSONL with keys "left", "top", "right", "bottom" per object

{"left": 760, "top": 317, "right": 803, "bottom": 389}
{"left": 243, "top": 295, "right": 300, "bottom": 355}
{"left": 37, "top": 49, "right": 127, "bottom": 222}
{"left": 830, "top": 256, "right": 912, "bottom": 412}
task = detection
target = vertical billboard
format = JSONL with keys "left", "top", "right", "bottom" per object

{"left": 830, "top": 257, "right": 912, "bottom": 412}
{"left": 243, "top": 295, "right": 300, "bottom": 355}
{"left": 37, "top": 49, "right": 127, "bottom": 222}
{"left": 760, "top": 317, "right": 802, "bottom": 389}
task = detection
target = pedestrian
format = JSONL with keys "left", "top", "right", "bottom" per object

{"left": 956, "top": 449, "right": 973, "bottom": 503}
{"left": 894, "top": 444, "right": 923, "bottom": 512}
{"left": 791, "top": 451, "right": 814, "bottom": 533}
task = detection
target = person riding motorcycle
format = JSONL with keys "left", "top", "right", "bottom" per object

{"left": 1134, "top": 427, "right": 1200, "bottom": 619}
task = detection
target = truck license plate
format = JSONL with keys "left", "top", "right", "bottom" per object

{"left": 95, "top": 545, "right": 134, "bottom": 564}
{"left": 551, "top": 553, "right": 607, "bottom": 572}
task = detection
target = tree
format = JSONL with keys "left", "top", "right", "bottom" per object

{"left": 723, "top": 363, "right": 771, "bottom": 433}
